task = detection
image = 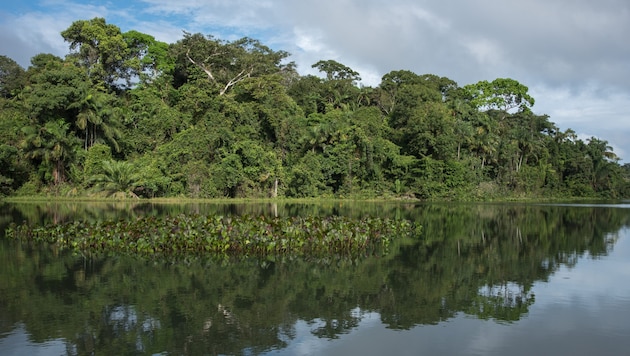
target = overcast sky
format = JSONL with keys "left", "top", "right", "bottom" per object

{"left": 1, "top": 0, "right": 628, "bottom": 161}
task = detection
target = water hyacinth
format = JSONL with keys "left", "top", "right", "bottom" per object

{"left": 5, "top": 214, "right": 417, "bottom": 261}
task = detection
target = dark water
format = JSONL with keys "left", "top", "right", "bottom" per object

{"left": 1, "top": 201, "right": 629, "bottom": 356}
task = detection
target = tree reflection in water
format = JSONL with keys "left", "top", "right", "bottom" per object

{"left": 0, "top": 201, "right": 628, "bottom": 355}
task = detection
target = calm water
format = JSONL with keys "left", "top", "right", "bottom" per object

{"left": 1, "top": 201, "right": 629, "bottom": 356}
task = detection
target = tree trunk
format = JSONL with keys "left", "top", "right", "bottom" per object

{"left": 53, "top": 161, "right": 65, "bottom": 185}
{"left": 272, "top": 178, "right": 278, "bottom": 198}
{"left": 516, "top": 152, "right": 524, "bottom": 173}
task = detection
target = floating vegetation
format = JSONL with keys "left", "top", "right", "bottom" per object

{"left": 5, "top": 214, "right": 418, "bottom": 262}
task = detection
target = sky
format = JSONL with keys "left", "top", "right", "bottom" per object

{"left": 1, "top": 0, "right": 628, "bottom": 162}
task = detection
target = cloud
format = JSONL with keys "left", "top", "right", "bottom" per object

{"left": 0, "top": 0, "right": 142, "bottom": 65}
{"left": 532, "top": 85, "right": 630, "bottom": 159}
{"left": 0, "top": 11, "right": 67, "bottom": 65}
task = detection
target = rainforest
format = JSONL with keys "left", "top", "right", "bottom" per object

{"left": 1, "top": 17, "right": 629, "bottom": 200}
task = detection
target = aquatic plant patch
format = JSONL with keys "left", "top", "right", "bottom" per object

{"left": 5, "top": 214, "right": 417, "bottom": 261}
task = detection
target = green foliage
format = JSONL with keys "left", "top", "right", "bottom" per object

{"left": 87, "top": 160, "right": 143, "bottom": 198}
{"left": 69, "top": 89, "right": 123, "bottom": 151}
{"left": 23, "top": 54, "right": 87, "bottom": 122}
{"left": 0, "top": 17, "right": 626, "bottom": 199}
{"left": 61, "top": 18, "right": 133, "bottom": 88}
{"left": 21, "top": 118, "right": 81, "bottom": 185}
{"left": 124, "top": 85, "right": 192, "bottom": 153}
{"left": 0, "top": 144, "right": 18, "bottom": 194}
{"left": 171, "top": 32, "right": 291, "bottom": 95}
{"left": 0, "top": 55, "right": 26, "bottom": 98}
{"left": 123, "top": 30, "right": 174, "bottom": 81}
{"left": 13, "top": 176, "right": 42, "bottom": 196}
{"left": 84, "top": 143, "right": 112, "bottom": 176}
{"left": 133, "top": 156, "right": 172, "bottom": 198}
{"left": 464, "top": 78, "right": 535, "bottom": 113}
{"left": 312, "top": 59, "right": 361, "bottom": 82}
{"left": 286, "top": 151, "right": 329, "bottom": 197}
{"left": 0, "top": 100, "right": 30, "bottom": 193}
{"left": 210, "top": 152, "right": 245, "bottom": 198}
{"left": 6, "top": 213, "right": 414, "bottom": 261}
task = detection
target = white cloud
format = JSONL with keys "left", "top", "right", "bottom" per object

{"left": 0, "top": 12, "right": 67, "bottom": 65}
{"left": 463, "top": 38, "right": 505, "bottom": 68}
{"left": 531, "top": 84, "right": 630, "bottom": 160}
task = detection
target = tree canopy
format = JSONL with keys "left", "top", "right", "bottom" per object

{"left": 0, "top": 17, "right": 628, "bottom": 200}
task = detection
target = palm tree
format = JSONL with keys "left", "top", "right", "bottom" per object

{"left": 70, "top": 90, "right": 123, "bottom": 151}
{"left": 88, "top": 160, "right": 143, "bottom": 198}
{"left": 301, "top": 120, "right": 336, "bottom": 153}
{"left": 586, "top": 137, "right": 619, "bottom": 192}
{"left": 22, "top": 119, "right": 81, "bottom": 185}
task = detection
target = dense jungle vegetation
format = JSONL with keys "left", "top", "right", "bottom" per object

{"left": 1, "top": 17, "right": 629, "bottom": 200}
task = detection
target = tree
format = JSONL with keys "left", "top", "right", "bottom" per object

{"left": 378, "top": 71, "right": 451, "bottom": 116}
{"left": 210, "top": 152, "right": 244, "bottom": 197}
{"left": 23, "top": 54, "right": 86, "bottom": 123}
{"left": 69, "top": 89, "right": 123, "bottom": 151}
{"left": 88, "top": 160, "right": 143, "bottom": 198}
{"left": 287, "top": 75, "right": 325, "bottom": 115}
{"left": 377, "top": 70, "right": 419, "bottom": 115}
{"left": 401, "top": 101, "right": 457, "bottom": 161}
{"left": 312, "top": 60, "right": 360, "bottom": 82}
{"left": 172, "top": 33, "right": 292, "bottom": 95}
{"left": 311, "top": 60, "right": 362, "bottom": 111}
{"left": 61, "top": 18, "right": 133, "bottom": 88}
{"left": 0, "top": 97, "right": 30, "bottom": 193}
{"left": 83, "top": 143, "right": 112, "bottom": 178}
{"left": 464, "top": 78, "right": 534, "bottom": 115}
{"left": 381, "top": 71, "right": 448, "bottom": 134}
{"left": 469, "top": 113, "right": 500, "bottom": 172}
{"left": 1, "top": 16, "right": 628, "bottom": 199}
{"left": 508, "top": 111, "right": 552, "bottom": 174}
{"left": 234, "top": 74, "right": 302, "bottom": 144}
{"left": 0, "top": 55, "right": 26, "bottom": 98}
{"left": 21, "top": 119, "right": 81, "bottom": 186}
{"left": 286, "top": 151, "right": 328, "bottom": 197}
{"left": 234, "top": 140, "right": 283, "bottom": 197}
{"left": 122, "top": 30, "right": 174, "bottom": 82}
{"left": 124, "top": 85, "right": 190, "bottom": 154}
{"left": 585, "top": 137, "right": 619, "bottom": 194}
{"left": 22, "top": 53, "right": 123, "bottom": 154}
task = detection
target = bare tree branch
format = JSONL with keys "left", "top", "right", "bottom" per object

{"left": 186, "top": 49, "right": 215, "bottom": 82}
{"left": 219, "top": 66, "right": 253, "bottom": 96}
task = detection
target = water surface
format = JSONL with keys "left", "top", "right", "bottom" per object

{"left": 1, "top": 201, "right": 629, "bottom": 355}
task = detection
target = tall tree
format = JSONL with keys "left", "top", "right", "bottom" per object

{"left": 311, "top": 59, "right": 362, "bottom": 111}
{"left": 122, "top": 30, "right": 174, "bottom": 82}
{"left": 464, "top": 78, "right": 535, "bottom": 116}
{"left": 61, "top": 18, "right": 132, "bottom": 88}
{"left": 0, "top": 55, "right": 26, "bottom": 98}
{"left": 23, "top": 54, "right": 86, "bottom": 123}
{"left": 312, "top": 59, "right": 360, "bottom": 82}
{"left": 172, "top": 33, "right": 292, "bottom": 96}
{"left": 585, "top": 137, "right": 619, "bottom": 193}
{"left": 21, "top": 119, "right": 81, "bottom": 185}
{"left": 69, "top": 89, "right": 123, "bottom": 151}
{"left": 0, "top": 98, "right": 30, "bottom": 194}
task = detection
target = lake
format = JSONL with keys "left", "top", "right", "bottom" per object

{"left": 1, "top": 201, "right": 629, "bottom": 355}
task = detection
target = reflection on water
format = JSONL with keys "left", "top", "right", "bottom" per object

{"left": 0, "top": 324, "right": 67, "bottom": 356}
{"left": 300, "top": 229, "right": 630, "bottom": 356}
{"left": 1, "top": 201, "right": 630, "bottom": 355}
